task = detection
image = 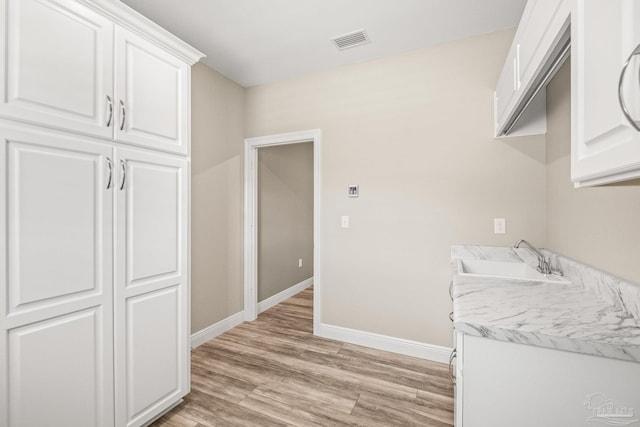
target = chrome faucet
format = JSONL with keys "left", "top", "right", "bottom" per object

{"left": 513, "top": 239, "right": 555, "bottom": 275}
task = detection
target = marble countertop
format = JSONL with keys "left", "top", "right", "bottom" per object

{"left": 451, "top": 245, "right": 640, "bottom": 362}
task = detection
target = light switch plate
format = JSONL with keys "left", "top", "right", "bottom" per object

{"left": 341, "top": 215, "right": 349, "bottom": 228}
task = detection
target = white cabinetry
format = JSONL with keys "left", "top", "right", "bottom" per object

{"left": 0, "top": 1, "right": 202, "bottom": 426}
{"left": 0, "top": 129, "right": 192, "bottom": 427}
{"left": 0, "top": 128, "right": 114, "bottom": 427}
{"left": 114, "top": 28, "right": 189, "bottom": 155}
{"left": 571, "top": 0, "right": 640, "bottom": 186}
{"left": 494, "top": 0, "right": 570, "bottom": 137}
{"left": 0, "top": 0, "right": 191, "bottom": 155}
{"left": 452, "top": 332, "right": 463, "bottom": 427}
{"left": 0, "top": 0, "right": 114, "bottom": 139}
{"left": 455, "top": 334, "right": 640, "bottom": 427}
{"left": 114, "top": 148, "right": 189, "bottom": 427}
{"left": 494, "top": 45, "right": 520, "bottom": 133}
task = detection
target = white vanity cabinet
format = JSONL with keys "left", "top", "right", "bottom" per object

{"left": 0, "top": 0, "right": 191, "bottom": 156}
{"left": 0, "top": 1, "right": 202, "bottom": 426}
{"left": 454, "top": 334, "right": 640, "bottom": 427}
{"left": 571, "top": 0, "right": 640, "bottom": 187}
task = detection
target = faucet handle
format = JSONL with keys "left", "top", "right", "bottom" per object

{"left": 537, "top": 259, "right": 554, "bottom": 275}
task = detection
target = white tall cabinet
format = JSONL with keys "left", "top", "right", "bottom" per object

{"left": 0, "top": 1, "right": 203, "bottom": 426}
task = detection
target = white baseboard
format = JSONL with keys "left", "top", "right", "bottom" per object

{"left": 258, "top": 277, "right": 313, "bottom": 314}
{"left": 190, "top": 311, "right": 244, "bottom": 349}
{"left": 317, "top": 323, "right": 452, "bottom": 364}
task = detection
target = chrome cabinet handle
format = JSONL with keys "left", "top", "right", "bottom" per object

{"left": 120, "top": 159, "right": 126, "bottom": 190}
{"left": 618, "top": 43, "right": 640, "bottom": 132}
{"left": 119, "top": 100, "right": 126, "bottom": 131}
{"left": 106, "top": 95, "right": 113, "bottom": 127}
{"left": 449, "top": 348, "right": 457, "bottom": 385}
{"left": 449, "top": 281, "right": 454, "bottom": 301}
{"left": 106, "top": 157, "right": 113, "bottom": 189}
{"left": 449, "top": 312, "right": 454, "bottom": 322}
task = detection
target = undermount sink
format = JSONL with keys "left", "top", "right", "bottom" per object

{"left": 457, "top": 259, "right": 569, "bottom": 284}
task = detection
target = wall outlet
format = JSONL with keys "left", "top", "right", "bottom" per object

{"left": 341, "top": 215, "right": 349, "bottom": 228}
{"left": 298, "top": 258, "right": 303, "bottom": 268}
{"left": 494, "top": 218, "right": 506, "bottom": 234}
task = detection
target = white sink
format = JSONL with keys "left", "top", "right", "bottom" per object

{"left": 457, "top": 259, "right": 569, "bottom": 284}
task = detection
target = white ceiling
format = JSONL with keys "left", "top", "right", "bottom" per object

{"left": 120, "top": 0, "right": 527, "bottom": 88}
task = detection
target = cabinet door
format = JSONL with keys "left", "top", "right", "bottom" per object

{"left": 517, "top": 0, "right": 568, "bottom": 86}
{"left": 0, "top": 0, "right": 114, "bottom": 139}
{"left": 0, "top": 128, "right": 114, "bottom": 427}
{"left": 114, "top": 147, "right": 189, "bottom": 427}
{"left": 572, "top": 0, "right": 640, "bottom": 186}
{"left": 462, "top": 335, "right": 640, "bottom": 427}
{"left": 114, "top": 27, "right": 189, "bottom": 156}
{"left": 494, "top": 46, "right": 519, "bottom": 135}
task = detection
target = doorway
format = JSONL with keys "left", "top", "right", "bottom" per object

{"left": 243, "top": 129, "right": 321, "bottom": 334}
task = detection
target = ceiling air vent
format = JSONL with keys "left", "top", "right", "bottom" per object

{"left": 331, "top": 29, "right": 370, "bottom": 51}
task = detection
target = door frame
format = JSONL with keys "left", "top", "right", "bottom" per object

{"left": 243, "top": 129, "right": 321, "bottom": 334}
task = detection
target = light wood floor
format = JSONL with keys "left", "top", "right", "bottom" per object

{"left": 152, "top": 287, "right": 454, "bottom": 427}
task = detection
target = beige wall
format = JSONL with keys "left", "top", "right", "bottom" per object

{"left": 258, "top": 143, "right": 314, "bottom": 301}
{"left": 191, "top": 62, "right": 245, "bottom": 333}
{"left": 545, "top": 61, "right": 640, "bottom": 284}
{"left": 245, "top": 29, "right": 546, "bottom": 347}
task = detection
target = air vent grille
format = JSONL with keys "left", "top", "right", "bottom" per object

{"left": 331, "top": 29, "right": 370, "bottom": 51}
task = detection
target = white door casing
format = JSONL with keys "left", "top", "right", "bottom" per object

{"left": 243, "top": 129, "right": 322, "bottom": 333}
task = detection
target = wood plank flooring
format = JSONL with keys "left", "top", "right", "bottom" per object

{"left": 151, "top": 287, "right": 454, "bottom": 427}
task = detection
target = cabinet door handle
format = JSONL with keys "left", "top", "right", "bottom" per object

{"left": 106, "top": 95, "right": 113, "bottom": 127}
{"left": 449, "top": 348, "right": 457, "bottom": 385}
{"left": 106, "top": 157, "right": 113, "bottom": 189}
{"left": 618, "top": 43, "right": 640, "bottom": 132}
{"left": 449, "top": 311, "right": 454, "bottom": 322}
{"left": 119, "top": 100, "right": 126, "bottom": 131}
{"left": 449, "top": 281, "right": 454, "bottom": 301}
{"left": 120, "top": 159, "right": 126, "bottom": 190}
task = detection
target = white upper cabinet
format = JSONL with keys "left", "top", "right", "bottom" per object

{"left": 494, "top": 44, "right": 519, "bottom": 133}
{"left": 517, "top": 0, "right": 569, "bottom": 87}
{"left": 494, "top": 0, "right": 570, "bottom": 137}
{"left": 114, "top": 28, "right": 189, "bottom": 155}
{"left": 0, "top": 0, "right": 114, "bottom": 139}
{"left": 571, "top": 0, "right": 640, "bottom": 186}
{"left": 0, "top": 0, "right": 200, "bottom": 156}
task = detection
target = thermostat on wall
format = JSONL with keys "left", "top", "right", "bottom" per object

{"left": 348, "top": 185, "right": 359, "bottom": 198}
